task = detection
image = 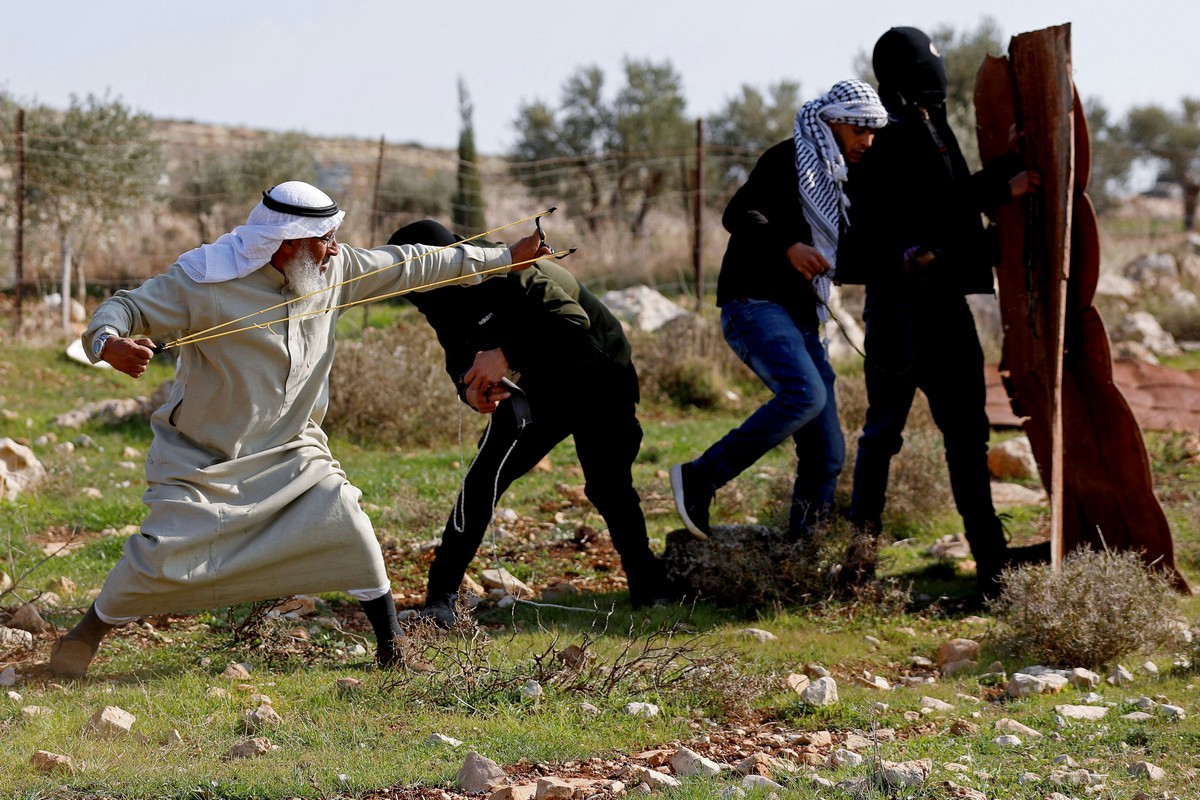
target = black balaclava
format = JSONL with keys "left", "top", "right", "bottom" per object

{"left": 872, "top": 26, "right": 949, "bottom": 115}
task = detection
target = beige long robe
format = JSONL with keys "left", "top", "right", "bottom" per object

{"left": 82, "top": 242, "right": 510, "bottom": 619}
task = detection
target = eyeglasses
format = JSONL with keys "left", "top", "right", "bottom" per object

{"left": 316, "top": 230, "right": 338, "bottom": 246}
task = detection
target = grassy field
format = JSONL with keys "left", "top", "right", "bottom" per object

{"left": 2, "top": 322, "right": 1200, "bottom": 799}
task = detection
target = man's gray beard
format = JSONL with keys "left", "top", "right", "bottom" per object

{"left": 286, "top": 251, "right": 328, "bottom": 313}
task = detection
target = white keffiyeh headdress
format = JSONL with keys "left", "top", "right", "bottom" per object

{"left": 178, "top": 181, "right": 346, "bottom": 283}
{"left": 793, "top": 79, "right": 887, "bottom": 319}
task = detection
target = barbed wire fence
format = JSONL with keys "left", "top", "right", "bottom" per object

{"left": 0, "top": 118, "right": 1189, "bottom": 337}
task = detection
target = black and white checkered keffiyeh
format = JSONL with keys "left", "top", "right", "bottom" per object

{"left": 793, "top": 79, "right": 887, "bottom": 317}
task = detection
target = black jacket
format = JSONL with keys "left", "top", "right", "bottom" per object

{"left": 408, "top": 259, "right": 633, "bottom": 400}
{"left": 838, "top": 104, "right": 1020, "bottom": 299}
{"left": 715, "top": 138, "right": 820, "bottom": 329}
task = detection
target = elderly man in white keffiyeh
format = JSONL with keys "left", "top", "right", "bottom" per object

{"left": 50, "top": 182, "right": 549, "bottom": 677}
{"left": 671, "top": 80, "right": 887, "bottom": 544}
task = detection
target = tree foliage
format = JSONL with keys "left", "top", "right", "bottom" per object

{"left": 1123, "top": 98, "right": 1200, "bottom": 230}
{"left": 452, "top": 77, "right": 486, "bottom": 235}
{"left": 0, "top": 92, "right": 164, "bottom": 295}
{"left": 705, "top": 80, "right": 801, "bottom": 195}
{"left": 510, "top": 59, "right": 691, "bottom": 235}
{"left": 170, "top": 132, "right": 317, "bottom": 242}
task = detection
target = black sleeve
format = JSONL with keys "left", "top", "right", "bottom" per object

{"left": 722, "top": 140, "right": 812, "bottom": 255}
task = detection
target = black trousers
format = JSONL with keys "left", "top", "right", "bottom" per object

{"left": 426, "top": 362, "right": 659, "bottom": 602}
{"left": 849, "top": 293, "right": 1005, "bottom": 558}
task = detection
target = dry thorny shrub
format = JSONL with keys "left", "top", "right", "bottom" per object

{"left": 988, "top": 548, "right": 1188, "bottom": 669}
{"left": 327, "top": 318, "right": 472, "bottom": 447}
{"left": 376, "top": 602, "right": 765, "bottom": 717}
{"left": 663, "top": 522, "right": 911, "bottom": 616}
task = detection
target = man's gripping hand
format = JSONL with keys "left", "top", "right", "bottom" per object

{"left": 103, "top": 337, "right": 157, "bottom": 379}
{"left": 507, "top": 229, "right": 552, "bottom": 270}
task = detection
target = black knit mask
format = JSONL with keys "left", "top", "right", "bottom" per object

{"left": 872, "top": 26, "right": 949, "bottom": 113}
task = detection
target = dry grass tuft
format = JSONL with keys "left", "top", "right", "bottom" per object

{"left": 989, "top": 548, "right": 1186, "bottom": 669}
{"left": 327, "top": 319, "right": 466, "bottom": 446}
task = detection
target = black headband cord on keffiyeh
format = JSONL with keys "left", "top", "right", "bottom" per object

{"left": 792, "top": 79, "right": 888, "bottom": 322}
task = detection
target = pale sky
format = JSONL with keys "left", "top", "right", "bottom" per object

{"left": 5, "top": 0, "right": 1196, "bottom": 155}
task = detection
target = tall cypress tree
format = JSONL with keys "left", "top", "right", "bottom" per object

{"left": 452, "top": 78, "right": 486, "bottom": 234}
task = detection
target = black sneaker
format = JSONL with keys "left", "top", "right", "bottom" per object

{"left": 670, "top": 463, "right": 713, "bottom": 541}
{"left": 419, "top": 594, "right": 459, "bottom": 629}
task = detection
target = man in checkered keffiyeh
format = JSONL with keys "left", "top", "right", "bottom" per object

{"left": 669, "top": 80, "right": 885, "bottom": 546}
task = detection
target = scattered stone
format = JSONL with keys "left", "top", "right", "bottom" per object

{"left": 1069, "top": 668, "right": 1101, "bottom": 688}
{"left": 21, "top": 705, "right": 53, "bottom": 718}
{"left": 908, "top": 655, "right": 933, "bottom": 668}
{"left": 0, "top": 626, "right": 34, "bottom": 649}
{"left": 877, "top": 759, "right": 932, "bottom": 789}
{"left": 0, "top": 438, "right": 47, "bottom": 501}
{"left": 988, "top": 436, "right": 1039, "bottom": 480}
{"left": 739, "top": 627, "right": 778, "bottom": 643}
{"left": 480, "top": 568, "right": 532, "bottom": 598}
{"left": 1141, "top": 660, "right": 1160, "bottom": 675}
{"left": 993, "top": 735, "right": 1022, "bottom": 747}
{"left": 227, "top": 737, "right": 274, "bottom": 760}
{"left": 802, "top": 676, "right": 838, "bottom": 706}
{"left": 996, "top": 718, "right": 1042, "bottom": 738}
{"left": 534, "top": 777, "right": 575, "bottom": 799}
{"left": 249, "top": 693, "right": 272, "bottom": 705}
{"left": 206, "top": 687, "right": 230, "bottom": 699}
{"left": 624, "top": 702, "right": 659, "bottom": 717}
{"left": 1158, "top": 704, "right": 1186, "bottom": 720}
{"left": 86, "top": 706, "right": 136, "bottom": 738}
{"left": 0, "top": 666, "right": 16, "bottom": 686}
{"left": 805, "top": 663, "right": 831, "bottom": 678}
{"left": 864, "top": 634, "right": 881, "bottom": 646}
{"left": 936, "top": 781, "right": 987, "bottom": 800}
{"left": 717, "top": 787, "right": 746, "bottom": 799}
{"left": 670, "top": 746, "right": 722, "bottom": 778}
{"left": 428, "top": 733, "right": 464, "bottom": 747}
{"left": 1048, "top": 768, "right": 1093, "bottom": 786}
{"left": 829, "top": 748, "right": 863, "bottom": 768}
{"left": 243, "top": 704, "right": 282, "bottom": 732}
{"left": 600, "top": 286, "right": 688, "bottom": 332}
{"left": 1121, "top": 711, "right": 1154, "bottom": 722}
{"left": 222, "top": 663, "right": 252, "bottom": 680}
{"left": 489, "top": 785, "right": 537, "bottom": 800}
{"left": 843, "top": 733, "right": 873, "bottom": 751}
{"left": 165, "top": 729, "right": 184, "bottom": 745}
{"left": 790, "top": 730, "right": 832, "bottom": 748}
{"left": 629, "top": 767, "right": 680, "bottom": 790}
{"left": 1007, "top": 673, "right": 1047, "bottom": 698}
{"left": 30, "top": 750, "right": 74, "bottom": 774}
{"left": 578, "top": 702, "right": 601, "bottom": 715}
{"left": 927, "top": 533, "right": 972, "bottom": 560}
{"left": 1053, "top": 755, "right": 1080, "bottom": 767}
{"left": 520, "top": 680, "right": 544, "bottom": 701}
{"left": 741, "top": 774, "right": 784, "bottom": 791}
{"left": 937, "top": 638, "right": 980, "bottom": 667}
{"left": 920, "top": 696, "right": 955, "bottom": 712}
{"left": 0, "top": 571, "right": 11, "bottom": 593}
{"left": 1129, "top": 761, "right": 1166, "bottom": 781}
{"left": 785, "top": 673, "right": 810, "bottom": 696}
{"left": 8, "top": 690, "right": 21, "bottom": 702}
{"left": 1056, "top": 704, "right": 1109, "bottom": 721}
{"left": 1108, "top": 665, "right": 1134, "bottom": 685}
{"left": 862, "top": 672, "right": 890, "bottom": 690}
{"left": 457, "top": 751, "right": 508, "bottom": 792}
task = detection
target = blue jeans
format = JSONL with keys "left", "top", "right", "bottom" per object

{"left": 693, "top": 299, "right": 844, "bottom": 534}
